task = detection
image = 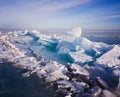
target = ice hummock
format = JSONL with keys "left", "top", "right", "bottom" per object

{"left": 5, "top": 27, "right": 118, "bottom": 65}
{"left": 0, "top": 27, "right": 120, "bottom": 97}
{"left": 3, "top": 27, "right": 119, "bottom": 66}
{"left": 56, "top": 27, "right": 114, "bottom": 65}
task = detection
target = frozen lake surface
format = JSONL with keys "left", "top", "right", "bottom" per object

{"left": 0, "top": 27, "right": 120, "bottom": 97}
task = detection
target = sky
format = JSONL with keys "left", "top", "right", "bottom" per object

{"left": 0, "top": 0, "right": 120, "bottom": 31}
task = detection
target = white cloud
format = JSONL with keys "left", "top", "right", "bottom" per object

{"left": 100, "top": 15, "right": 120, "bottom": 19}
{"left": 0, "top": 0, "right": 92, "bottom": 29}
{"left": 1, "top": 0, "right": 119, "bottom": 30}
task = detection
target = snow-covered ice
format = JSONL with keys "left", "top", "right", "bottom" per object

{"left": 0, "top": 27, "right": 120, "bottom": 97}
{"left": 96, "top": 45, "right": 120, "bottom": 67}
{"left": 69, "top": 51, "right": 93, "bottom": 64}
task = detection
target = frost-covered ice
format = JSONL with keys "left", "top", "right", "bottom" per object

{"left": 70, "top": 64, "right": 90, "bottom": 76}
{"left": 96, "top": 45, "right": 120, "bottom": 67}
{"left": 69, "top": 51, "right": 93, "bottom": 64}
{"left": 37, "top": 61, "right": 69, "bottom": 82}
{"left": 0, "top": 27, "right": 120, "bottom": 97}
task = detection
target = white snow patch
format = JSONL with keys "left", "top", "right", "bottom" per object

{"left": 96, "top": 45, "right": 120, "bottom": 67}
{"left": 69, "top": 51, "right": 93, "bottom": 64}
{"left": 70, "top": 64, "right": 90, "bottom": 76}
{"left": 37, "top": 61, "right": 69, "bottom": 82}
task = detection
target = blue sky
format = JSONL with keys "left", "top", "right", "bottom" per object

{"left": 0, "top": 0, "right": 120, "bottom": 31}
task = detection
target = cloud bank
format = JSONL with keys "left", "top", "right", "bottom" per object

{"left": 0, "top": 0, "right": 120, "bottom": 31}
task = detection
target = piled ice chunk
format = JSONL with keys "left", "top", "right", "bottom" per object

{"left": 57, "top": 27, "right": 114, "bottom": 65}
{"left": 66, "top": 27, "right": 82, "bottom": 38}
{"left": 0, "top": 27, "right": 120, "bottom": 97}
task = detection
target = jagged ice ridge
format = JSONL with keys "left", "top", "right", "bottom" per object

{"left": 0, "top": 27, "right": 120, "bottom": 97}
